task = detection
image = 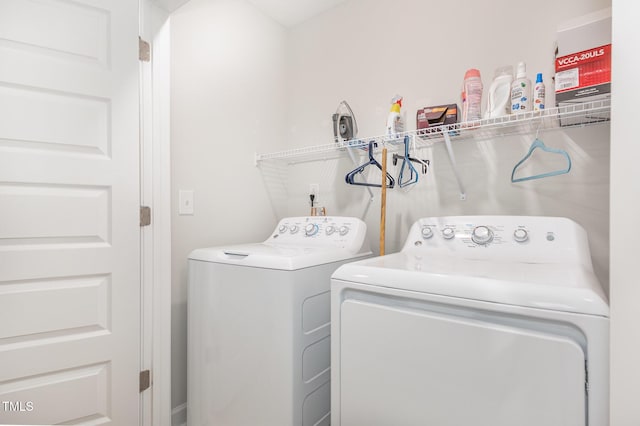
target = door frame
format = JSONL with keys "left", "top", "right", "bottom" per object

{"left": 140, "top": 2, "right": 172, "bottom": 425}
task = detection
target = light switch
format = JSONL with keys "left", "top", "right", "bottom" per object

{"left": 179, "top": 190, "right": 194, "bottom": 215}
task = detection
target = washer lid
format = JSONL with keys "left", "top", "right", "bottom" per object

{"left": 332, "top": 251, "right": 609, "bottom": 317}
{"left": 189, "top": 243, "right": 371, "bottom": 270}
{"left": 189, "top": 216, "right": 372, "bottom": 270}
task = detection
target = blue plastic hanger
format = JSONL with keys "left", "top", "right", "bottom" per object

{"left": 395, "top": 136, "right": 419, "bottom": 187}
{"left": 392, "top": 136, "right": 429, "bottom": 175}
{"left": 511, "top": 138, "right": 572, "bottom": 183}
{"left": 345, "top": 140, "right": 395, "bottom": 188}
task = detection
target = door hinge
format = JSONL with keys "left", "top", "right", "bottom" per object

{"left": 140, "top": 370, "right": 151, "bottom": 392}
{"left": 139, "top": 37, "right": 150, "bottom": 62}
{"left": 140, "top": 206, "right": 151, "bottom": 227}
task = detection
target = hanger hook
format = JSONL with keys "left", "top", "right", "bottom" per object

{"left": 535, "top": 124, "right": 541, "bottom": 140}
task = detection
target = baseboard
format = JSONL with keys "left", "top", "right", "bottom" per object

{"left": 171, "top": 402, "right": 187, "bottom": 426}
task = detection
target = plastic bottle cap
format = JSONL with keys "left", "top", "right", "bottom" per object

{"left": 536, "top": 73, "right": 543, "bottom": 83}
{"left": 464, "top": 69, "right": 481, "bottom": 79}
{"left": 516, "top": 62, "right": 526, "bottom": 79}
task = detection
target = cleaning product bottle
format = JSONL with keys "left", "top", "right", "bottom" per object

{"left": 510, "top": 62, "right": 532, "bottom": 113}
{"left": 386, "top": 95, "right": 404, "bottom": 137}
{"left": 485, "top": 66, "right": 513, "bottom": 118}
{"left": 533, "top": 73, "right": 545, "bottom": 111}
{"left": 461, "top": 69, "right": 483, "bottom": 122}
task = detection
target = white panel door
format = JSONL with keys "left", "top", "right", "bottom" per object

{"left": 0, "top": 0, "right": 141, "bottom": 424}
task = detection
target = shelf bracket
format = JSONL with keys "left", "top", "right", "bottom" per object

{"left": 442, "top": 131, "right": 466, "bottom": 200}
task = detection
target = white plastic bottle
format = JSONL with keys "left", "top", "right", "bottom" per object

{"left": 485, "top": 66, "right": 513, "bottom": 118}
{"left": 510, "top": 62, "right": 532, "bottom": 113}
{"left": 533, "top": 73, "right": 545, "bottom": 111}
{"left": 461, "top": 69, "right": 483, "bottom": 122}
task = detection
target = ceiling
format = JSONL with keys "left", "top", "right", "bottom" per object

{"left": 245, "top": 0, "right": 348, "bottom": 27}
{"left": 155, "top": 0, "right": 348, "bottom": 27}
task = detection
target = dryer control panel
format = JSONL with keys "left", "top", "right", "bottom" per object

{"left": 403, "top": 216, "right": 592, "bottom": 266}
{"left": 267, "top": 216, "right": 369, "bottom": 253}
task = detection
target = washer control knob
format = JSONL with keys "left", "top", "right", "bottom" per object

{"left": 305, "top": 223, "right": 318, "bottom": 236}
{"left": 290, "top": 225, "right": 299, "bottom": 234}
{"left": 326, "top": 225, "right": 336, "bottom": 235}
{"left": 442, "top": 227, "right": 455, "bottom": 240}
{"left": 339, "top": 226, "right": 349, "bottom": 236}
{"left": 278, "top": 225, "right": 288, "bottom": 234}
{"left": 421, "top": 226, "right": 434, "bottom": 239}
{"left": 513, "top": 228, "right": 529, "bottom": 243}
{"left": 472, "top": 226, "right": 493, "bottom": 245}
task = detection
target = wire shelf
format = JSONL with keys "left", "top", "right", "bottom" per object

{"left": 255, "top": 99, "right": 610, "bottom": 164}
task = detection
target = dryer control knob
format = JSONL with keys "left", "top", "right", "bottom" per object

{"left": 305, "top": 223, "right": 318, "bottom": 236}
{"left": 339, "top": 226, "right": 349, "bottom": 236}
{"left": 513, "top": 228, "right": 528, "bottom": 242}
{"left": 279, "top": 225, "right": 288, "bottom": 234}
{"left": 472, "top": 226, "right": 493, "bottom": 245}
{"left": 290, "top": 225, "right": 299, "bottom": 234}
{"left": 421, "top": 226, "right": 434, "bottom": 239}
{"left": 442, "top": 227, "right": 455, "bottom": 240}
{"left": 326, "top": 225, "right": 336, "bottom": 236}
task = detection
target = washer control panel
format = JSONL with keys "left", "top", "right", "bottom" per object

{"left": 406, "top": 216, "right": 591, "bottom": 264}
{"left": 416, "top": 221, "right": 536, "bottom": 247}
{"left": 269, "top": 216, "right": 369, "bottom": 252}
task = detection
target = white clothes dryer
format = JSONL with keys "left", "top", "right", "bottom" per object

{"left": 188, "top": 216, "right": 371, "bottom": 426}
{"left": 331, "top": 216, "right": 608, "bottom": 426}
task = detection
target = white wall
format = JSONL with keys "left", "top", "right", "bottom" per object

{"left": 170, "top": 0, "right": 288, "bottom": 414}
{"left": 281, "top": 0, "right": 611, "bottom": 286}
{"left": 610, "top": 1, "right": 640, "bottom": 424}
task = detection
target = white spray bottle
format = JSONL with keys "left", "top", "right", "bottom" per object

{"left": 386, "top": 95, "right": 404, "bottom": 137}
{"left": 510, "top": 62, "right": 532, "bottom": 113}
{"left": 533, "top": 73, "right": 545, "bottom": 111}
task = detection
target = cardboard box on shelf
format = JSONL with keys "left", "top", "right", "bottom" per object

{"left": 555, "top": 44, "right": 610, "bottom": 126}
{"left": 416, "top": 104, "right": 458, "bottom": 133}
{"left": 555, "top": 8, "right": 611, "bottom": 126}
{"left": 556, "top": 8, "right": 611, "bottom": 57}
{"left": 555, "top": 44, "right": 611, "bottom": 104}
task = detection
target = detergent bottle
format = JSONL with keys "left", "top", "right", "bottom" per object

{"left": 485, "top": 66, "right": 513, "bottom": 118}
{"left": 386, "top": 95, "right": 404, "bottom": 137}
{"left": 461, "top": 69, "right": 483, "bottom": 122}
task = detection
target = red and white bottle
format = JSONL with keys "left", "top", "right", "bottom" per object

{"left": 461, "top": 69, "right": 483, "bottom": 122}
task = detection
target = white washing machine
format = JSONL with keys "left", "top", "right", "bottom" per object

{"left": 188, "top": 216, "right": 371, "bottom": 426}
{"left": 331, "top": 216, "right": 609, "bottom": 426}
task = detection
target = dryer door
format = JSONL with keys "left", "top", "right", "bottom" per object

{"left": 338, "top": 299, "right": 586, "bottom": 426}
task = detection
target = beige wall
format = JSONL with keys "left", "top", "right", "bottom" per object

{"left": 282, "top": 0, "right": 611, "bottom": 285}
{"left": 170, "top": 0, "right": 288, "bottom": 412}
